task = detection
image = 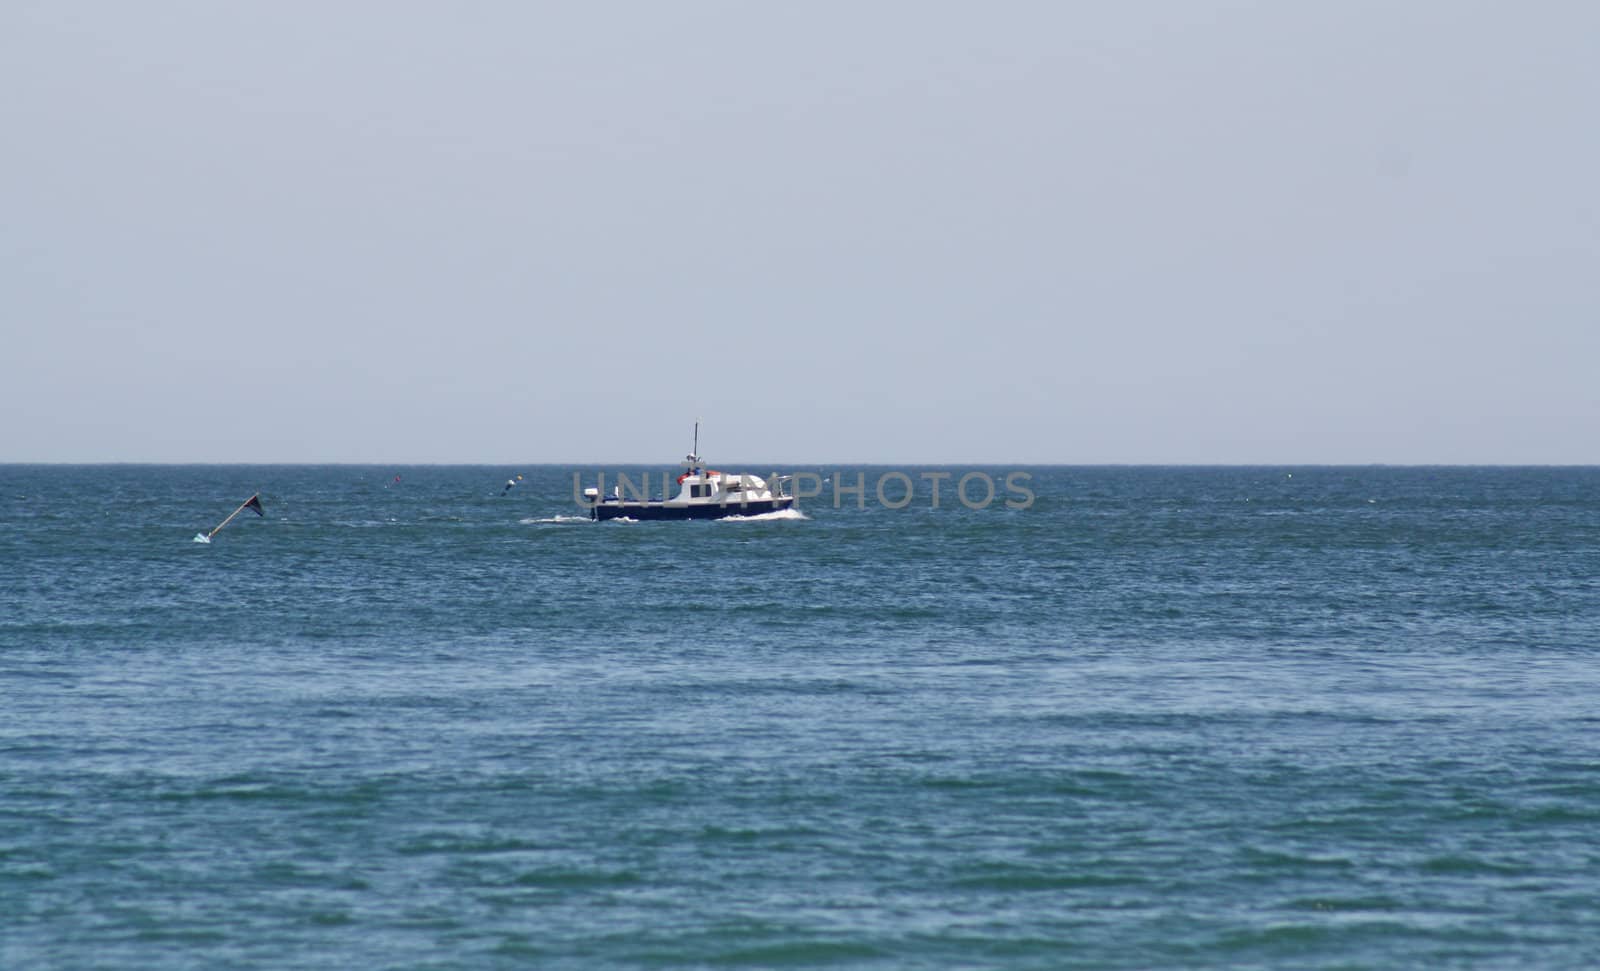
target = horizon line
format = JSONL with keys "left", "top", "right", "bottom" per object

{"left": 5, "top": 460, "right": 1600, "bottom": 469}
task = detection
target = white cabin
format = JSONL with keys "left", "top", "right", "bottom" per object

{"left": 671, "top": 467, "right": 780, "bottom": 504}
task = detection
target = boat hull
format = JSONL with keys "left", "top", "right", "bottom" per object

{"left": 590, "top": 496, "right": 796, "bottom": 522}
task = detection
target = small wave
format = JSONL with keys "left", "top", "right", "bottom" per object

{"left": 520, "top": 515, "right": 591, "bottom": 525}
{"left": 511, "top": 867, "right": 640, "bottom": 888}
{"left": 718, "top": 508, "right": 810, "bottom": 523}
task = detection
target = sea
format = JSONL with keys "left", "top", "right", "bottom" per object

{"left": 3, "top": 464, "right": 1599, "bottom": 969}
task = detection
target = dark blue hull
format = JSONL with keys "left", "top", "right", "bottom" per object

{"left": 590, "top": 497, "right": 796, "bottom": 522}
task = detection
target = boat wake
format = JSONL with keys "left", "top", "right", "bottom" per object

{"left": 520, "top": 515, "right": 591, "bottom": 525}
{"left": 717, "top": 507, "right": 809, "bottom": 523}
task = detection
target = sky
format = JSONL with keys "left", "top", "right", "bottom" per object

{"left": 3, "top": 1, "right": 1597, "bottom": 464}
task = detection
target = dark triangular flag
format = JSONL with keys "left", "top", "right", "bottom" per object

{"left": 245, "top": 494, "right": 264, "bottom": 517}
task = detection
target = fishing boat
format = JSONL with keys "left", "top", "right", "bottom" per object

{"left": 585, "top": 424, "right": 795, "bottom": 522}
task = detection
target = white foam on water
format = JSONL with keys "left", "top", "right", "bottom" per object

{"left": 520, "top": 515, "right": 592, "bottom": 524}
{"left": 718, "top": 507, "right": 809, "bottom": 523}
{"left": 609, "top": 516, "right": 639, "bottom": 524}
{"left": 192, "top": 534, "right": 211, "bottom": 544}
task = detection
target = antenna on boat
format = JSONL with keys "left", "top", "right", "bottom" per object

{"left": 685, "top": 418, "right": 702, "bottom": 468}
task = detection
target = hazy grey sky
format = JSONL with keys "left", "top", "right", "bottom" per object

{"left": 4, "top": 2, "right": 1597, "bottom": 463}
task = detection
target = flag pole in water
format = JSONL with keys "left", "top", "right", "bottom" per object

{"left": 196, "top": 493, "right": 264, "bottom": 543}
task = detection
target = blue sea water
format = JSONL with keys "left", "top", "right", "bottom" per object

{"left": 3, "top": 464, "right": 1600, "bottom": 969}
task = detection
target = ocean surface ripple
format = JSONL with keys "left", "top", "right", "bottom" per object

{"left": 3, "top": 465, "right": 1600, "bottom": 969}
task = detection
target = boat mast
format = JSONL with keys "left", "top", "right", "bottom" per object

{"left": 684, "top": 419, "right": 702, "bottom": 475}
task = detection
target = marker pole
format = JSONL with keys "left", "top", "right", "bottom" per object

{"left": 207, "top": 493, "right": 259, "bottom": 540}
